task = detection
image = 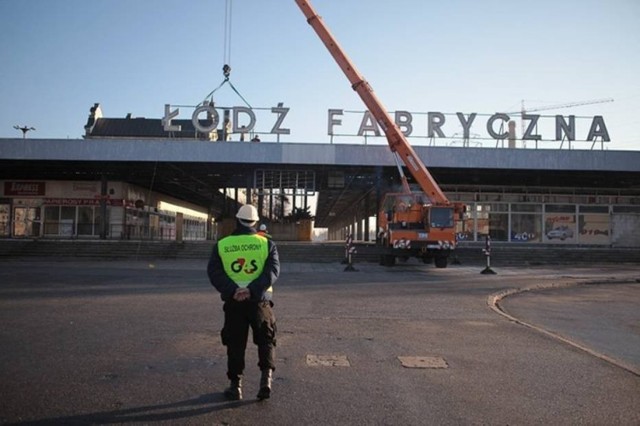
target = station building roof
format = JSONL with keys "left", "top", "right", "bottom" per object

{"left": 1, "top": 136, "right": 639, "bottom": 228}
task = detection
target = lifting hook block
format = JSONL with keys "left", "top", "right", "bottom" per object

{"left": 222, "top": 64, "right": 231, "bottom": 78}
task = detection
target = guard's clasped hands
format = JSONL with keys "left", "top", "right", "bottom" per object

{"left": 233, "top": 287, "right": 250, "bottom": 302}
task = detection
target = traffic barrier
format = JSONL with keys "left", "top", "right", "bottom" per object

{"left": 343, "top": 234, "right": 358, "bottom": 272}
{"left": 480, "top": 236, "right": 497, "bottom": 274}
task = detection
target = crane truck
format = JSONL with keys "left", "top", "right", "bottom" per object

{"left": 295, "top": 0, "right": 465, "bottom": 268}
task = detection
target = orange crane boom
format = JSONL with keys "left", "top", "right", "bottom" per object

{"left": 295, "top": 0, "right": 450, "bottom": 206}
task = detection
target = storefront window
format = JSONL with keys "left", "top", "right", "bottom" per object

{"left": 77, "top": 206, "right": 94, "bottom": 235}
{"left": 43, "top": 205, "right": 105, "bottom": 238}
{"left": 184, "top": 217, "right": 207, "bottom": 240}
{"left": 613, "top": 205, "right": 640, "bottom": 213}
{"left": 95, "top": 209, "right": 109, "bottom": 237}
{"left": 544, "top": 204, "right": 576, "bottom": 243}
{"left": 511, "top": 213, "right": 542, "bottom": 242}
{"left": 44, "top": 206, "right": 60, "bottom": 235}
{"left": 511, "top": 204, "right": 542, "bottom": 213}
{"left": 0, "top": 204, "right": 10, "bottom": 237}
{"left": 546, "top": 205, "right": 574, "bottom": 212}
{"left": 578, "top": 213, "right": 610, "bottom": 245}
{"left": 476, "top": 203, "right": 508, "bottom": 241}
{"left": 455, "top": 204, "right": 473, "bottom": 242}
{"left": 60, "top": 206, "right": 75, "bottom": 237}
{"left": 489, "top": 213, "right": 509, "bottom": 241}
{"left": 159, "top": 214, "right": 176, "bottom": 240}
{"left": 579, "top": 205, "right": 608, "bottom": 213}
{"left": 125, "top": 208, "right": 148, "bottom": 239}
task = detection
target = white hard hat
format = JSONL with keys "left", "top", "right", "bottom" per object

{"left": 236, "top": 204, "right": 259, "bottom": 222}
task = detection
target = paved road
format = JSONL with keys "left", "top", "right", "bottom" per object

{"left": 500, "top": 280, "right": 640, "bottom": 376}
{"left": 0, "top": 260, "right": 639, "bottom": 425}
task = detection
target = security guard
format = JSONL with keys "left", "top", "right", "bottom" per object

{"left": 257, "top": 223, "right": 271, "bottom": 238}
{"left": 207, "top": 204, "right": 280, "bottom": 401}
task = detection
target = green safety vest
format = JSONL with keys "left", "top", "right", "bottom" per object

{"left": 217, "top": 234, "right": 271, "bottom": 292}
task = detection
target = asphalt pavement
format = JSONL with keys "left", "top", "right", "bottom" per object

{"left": 0, "top": 259, "right": 638, "bottom": 425}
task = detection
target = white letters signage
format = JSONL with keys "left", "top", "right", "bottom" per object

{"left": 162, "top": 103, "right": 610, "bottom": 142}
{"left": 162, "top": 103, "right": 290, "bottom": 135}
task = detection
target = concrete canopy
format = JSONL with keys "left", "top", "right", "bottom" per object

{"left": 1, "top": 138, "right": 639, "bottom": 228}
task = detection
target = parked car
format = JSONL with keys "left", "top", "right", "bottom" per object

{"left": 546, "top": 226, "right": 574, "bottom": 240}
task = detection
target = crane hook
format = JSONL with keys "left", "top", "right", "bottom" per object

{"left": 223, "top": 64, "right": 231, "bottom": 79}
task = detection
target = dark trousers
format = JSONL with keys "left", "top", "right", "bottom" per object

{"left": 221, "top": 300, "right": 276, "bottom": 381}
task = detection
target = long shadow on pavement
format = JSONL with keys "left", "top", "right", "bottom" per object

{"left": 7, "top": 393, "right": 257, "bottom": 425}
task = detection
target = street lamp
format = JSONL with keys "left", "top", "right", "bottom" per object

{"left": 13, "top": 125, "right": 36, "bottom": 139}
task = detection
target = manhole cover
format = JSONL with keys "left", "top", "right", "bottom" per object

{"left": 306, "top": 354, "right": 350, "bottom": 367}
{"left": 398, "top": 356, "right": 448, "bottom": 369}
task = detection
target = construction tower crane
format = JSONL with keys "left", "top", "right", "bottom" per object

{"left": 518, "top": 97, "right": 614, "bottom": 114}
{"left": 511, "top": 98, "right": 614, "bottom": 147}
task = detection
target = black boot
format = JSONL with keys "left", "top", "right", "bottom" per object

{"left": 257, "top": 369, "right": 273, "bottom": 400}
{"left": 224, "top": 378, "right": 242, "bottom": 400}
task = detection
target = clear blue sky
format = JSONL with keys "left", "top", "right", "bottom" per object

{"left": 1, "top": 0, "right": 639, "bottom": 150}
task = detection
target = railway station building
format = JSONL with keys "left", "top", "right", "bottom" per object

{"left": 1, "top": 103, "right": 639, "bottom": 248}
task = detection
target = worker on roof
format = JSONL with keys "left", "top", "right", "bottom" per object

{"left": 207, "top": 204, "right": 280, "bottom": 401}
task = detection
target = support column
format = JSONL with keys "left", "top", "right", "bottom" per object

{"left": 176, "top": 212, "right": 184, "bottom": 242}
{"left": 375, "top": 167, "right": 382, "bottom": 243}
{"left": 100, "top": 174, "right": 108, "bottom": 240}
{"left": 223, "top": 188, "right": 232, "bottom": 218}
{"left": 258, "top": 192, "right": 264, "bottom": 217}
{"left": 364, "top": 195, "right": 370, "bottom": 242}
{"left": 206, "top": 205, "right": 214, "bottom": 240}
{"left": 280, "top": 189, "right": 285, "bottom": 220}
{"left": 246, "top": 185, "right": 252, "bottom": 206}
{"left": 292, "top": 192, "right": 296, "bottom": 213}
{"left": 269, "top": 193, "right": 274, "bottom": 221}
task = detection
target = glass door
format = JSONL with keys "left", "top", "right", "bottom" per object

{"left": 12, "top": 207, "right": 41, "bottom": 238}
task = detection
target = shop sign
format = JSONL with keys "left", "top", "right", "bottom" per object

{"left": 4, "top": 182, "right": 46, "bottom": 196}
{"left": 72, "top": 182, "right": 98, "bottom": 193}
{"left": 43, "top": 198, "right": 124, "bottom": 206}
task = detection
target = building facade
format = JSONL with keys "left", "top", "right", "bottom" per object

{"left": 1, "top": 103, "right": 639, "bottom": 246}
{"left": 1, "top": 180, "right": 209, "bottom": 241}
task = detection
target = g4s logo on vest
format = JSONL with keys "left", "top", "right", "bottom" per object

{"left": 231, "top": 258, "right": 259, "bottom": 274}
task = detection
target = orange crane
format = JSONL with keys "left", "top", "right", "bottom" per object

{"left": 295, "top": 0, "right": 464, "bottom": 267}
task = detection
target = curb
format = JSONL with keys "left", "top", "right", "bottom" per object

{"left": 488, "top": 278, "right": 640, "bottom": 377}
